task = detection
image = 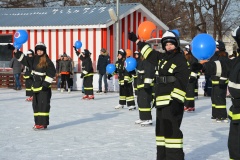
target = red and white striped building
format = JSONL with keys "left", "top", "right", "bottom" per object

{"left": 0, "top": 3, "right": 168, "bottom": 90}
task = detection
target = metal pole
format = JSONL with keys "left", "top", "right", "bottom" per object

{"left": 115, "top": 0, "right": 119, "bottom": 62}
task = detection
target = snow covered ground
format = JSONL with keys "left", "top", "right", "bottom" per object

{"left": 0, "top": 88, "right": 231, "bottom": 160}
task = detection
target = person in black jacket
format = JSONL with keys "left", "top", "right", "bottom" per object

{"left": 75, "top": 48, "right": 94, "bottom": 100}
{"left": 10, "top": 42, "right": 56, "bottom": 130}
{"left": 184, "top": 45, "right": 199, "bottom": 112}
{"left": 96, "top": 48, "right": 110, "bottom": 93}
{"left": 209, "top": 40, "right": 229, "bottom": 122}
{"left": 129, "top": 30, "right": 190, "bottom": 160}
{"left": 191, "top": 25, "right": 240, "bottom": 160}
{"left": 23, "top": 49, "right": 34, "bottom": 101}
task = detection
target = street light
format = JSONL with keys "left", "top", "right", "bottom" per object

{"left": 108, "top": 0, "right": 119, "bottom": 62}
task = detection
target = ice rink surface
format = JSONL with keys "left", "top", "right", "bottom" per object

{"left": 0, "top": 88, "right": 231, "bottom": 160}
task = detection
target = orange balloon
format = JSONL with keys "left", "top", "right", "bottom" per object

{"left": 125, "top": 49, "right": 132, "bottom": 57}
{"left": 138, "top": 21, "right": 156, "bottom": 40}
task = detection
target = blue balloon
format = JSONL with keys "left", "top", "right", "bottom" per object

{"left": 14, "top": 30, "right": 28, "bottom": 44}
{"left": 171, "top": 29, "right": 180, "bottom": 37}
{"left": 191, "top": 33, "right": 216, "bottom": 60}
{"left": 125, "top": 57, "right": 137, "bottom": 72}
{"left": 75, "top": 40, "right": 82, "bottom": 49}
{"left": 106, "top": 64, "right": 116, "bottom": 74}
{"left": 13, "top": 42, "right": 22, "bottom": 49}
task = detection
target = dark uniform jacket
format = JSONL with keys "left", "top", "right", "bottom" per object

{"left": 137, "top": 42, "right": 190, "bottom": 108}
{"left": 15, "top": 51, "right": 56, "bottom": 93}
{"left": 80, "top": 55, "right": 93, "bottom": 77}
{"left": 59, "top": 60, "right": 72, "bottom": 73}
{"left": 204, "top": 57, "right": 240, "bottom": 123}
{"left": 209, "top": 51, "right": 229, "bottom": 85}
{"left": 136, "top": 57, "right": 155, "bottom": 89}
{"left": 115, "top": 58, "right": 125, "bottom": 85}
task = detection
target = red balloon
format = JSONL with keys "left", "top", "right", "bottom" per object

{"left": 138, "top": 21, "right": 156, "bottom": 40}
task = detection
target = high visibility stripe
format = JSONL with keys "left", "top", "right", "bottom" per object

{"left": 31, "top": 86, "right": 41, "bottom": 92}
{"left": 156, "top": 141, "right": 165, "bottom": 146}
{"left": 185, "top": 97, "right": 194, "bottom": 101}
{"left": 156, "top": 95, "right": 171, "bottom": 101}
{"left": 18, "top": 53, "right": 24, "bottom": 61}
{"left": 220, "top": 77, "right": 228, "bottom": 80}
{"left": 212, "top": 81, "right": 219, "bottom": 84}
{"left": 228, "top": 81, "right": 240, "bottom": 89}
{"left": 26, "top": 88, "right": 31, "bottom": 91}
{"left": 137, "top": 70, "right": 144, "bottom": 74}
{"left": 228, "top": 111, "right": 240, "bottom": 120}
{"left": 156, "top": 136, "right": 165, "bottom": 146}
{"left": 34, "top": 112, "right": 49, "bottom": 116}
{"left": 120, "top": 96, "right": 126, "bottom": 100}
{"left": 23, "top": 76, "right": 30, "bottom": 79}
{"left": 215, "top": 105, "right": 226, "bottom": 109}
{"left": 142, "top": 47, "right": 152, "bottom": 59}
{"left": 156, "top": 100, "right": 170, "bottom": 106}
{"left": 32, "top": 70, "right": 46, "bottom": 76}
{"left": 137, "top": 84, "right": 144, "bottom": 89}
{"left": 84, "top": 87, "right": 93, "bottom": 90}
{"left": 171, "top": 92, "right": 185, "bottom": 102}
{"left": 190, "top": 72, "right": 198, "bottom": 77}
{"left": 165, "top": 138, "right": 183, "bottom": 143}
{"left": 212, "top": 104, "right": 216, "bottom": 108}
{"left": 44, "top": 76, "right": 53, "bottom": 83}
{"left": 165, "top": 143, "right": 183, "bottom": 148}
{"left": 139, "top": 108, "right": 151, "bottom": 111}
{"left": 214, "top": 61, "right": 222, "bottom": 77}
{"left": 144, "top": 78, "right": 153, "bottom": 83}
{"left": 83, "top": 70, "right": 88, "bottom": 74}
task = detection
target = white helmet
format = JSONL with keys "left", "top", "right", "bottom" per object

{"left": 161, "top": 30, "right": 180, "bottom": 50}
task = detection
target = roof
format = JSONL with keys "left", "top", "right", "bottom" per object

{"left": 0, "top": 3, "right": 168, "bottom": 30}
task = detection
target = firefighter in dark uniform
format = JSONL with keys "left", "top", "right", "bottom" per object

{"left": 209, "top": 40, "right": 229, "bottom": 122}
{"left": 192, "top": 26, "right": 240, "bottom": 160}
{"left": 11, "top": 42, "right": 56, "bottom": 130}
{"left": 133, "top": 51, "right": 139, "bottom": 96}
{"left": 75, "top": 49, "right": 94, "bottom": 100}
{"left": 134, "top": 51, "right": 155, "bottom": 125}
{"left": 129, "top": 30, "right": 190, "bottom": 160}
{"left": 184, "top": 45, "right": 199, "bottom": 112}
{"left": 23, "top": 49, "right": 34, "bottom": 102}
{"left": 110, "top": 49, "right": 136, "bottom": 110}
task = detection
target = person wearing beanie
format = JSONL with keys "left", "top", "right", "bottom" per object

{"left": 109, "top": 49, "right": 136, "bottom": 110}
{"left": 129, "top": 30, "right": 190, "bottom": 160}
{"left": 23, "top": 49, "right": 34, "bottom": 101}
{"left": 11, "top": 42, "right": 56, "bottom": 130}
{"left": 133, "top": 50, "right": 155, "bottom": 126}
{"left": 96, "top": 48, "right": 110, "bottom": 93}
{"left": 74, "top": 48, "right": 94, "bottom": 100}
{"left": 59, "top": 52, "right": 73, "bottom": 93}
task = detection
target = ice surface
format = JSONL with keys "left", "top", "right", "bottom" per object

{"left": 0, "top": 88, "right": 230, "bottom": 160}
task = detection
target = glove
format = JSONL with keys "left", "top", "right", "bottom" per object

{"left": 80, "top": 73, "right": 85, "bottom": 78}
{"left": 107, "top": 74, "right": 112, "bottom": 80}
{"left": 128, "top": 32, "right": 138, "bottom": 42}
{"left": 7, "top": 44, "right": 15, "bottom": 51}
{"left": 73, "top": 46, "right": 77, "bottom": 52}
{"left": 41, "top": 86, "right": 49, "bottom": 91}
{"left": 189, "top": 77, "right": 196, "bottom": 83}
{"left": 191, "top": 63, "right": 203, "bottom": 72}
